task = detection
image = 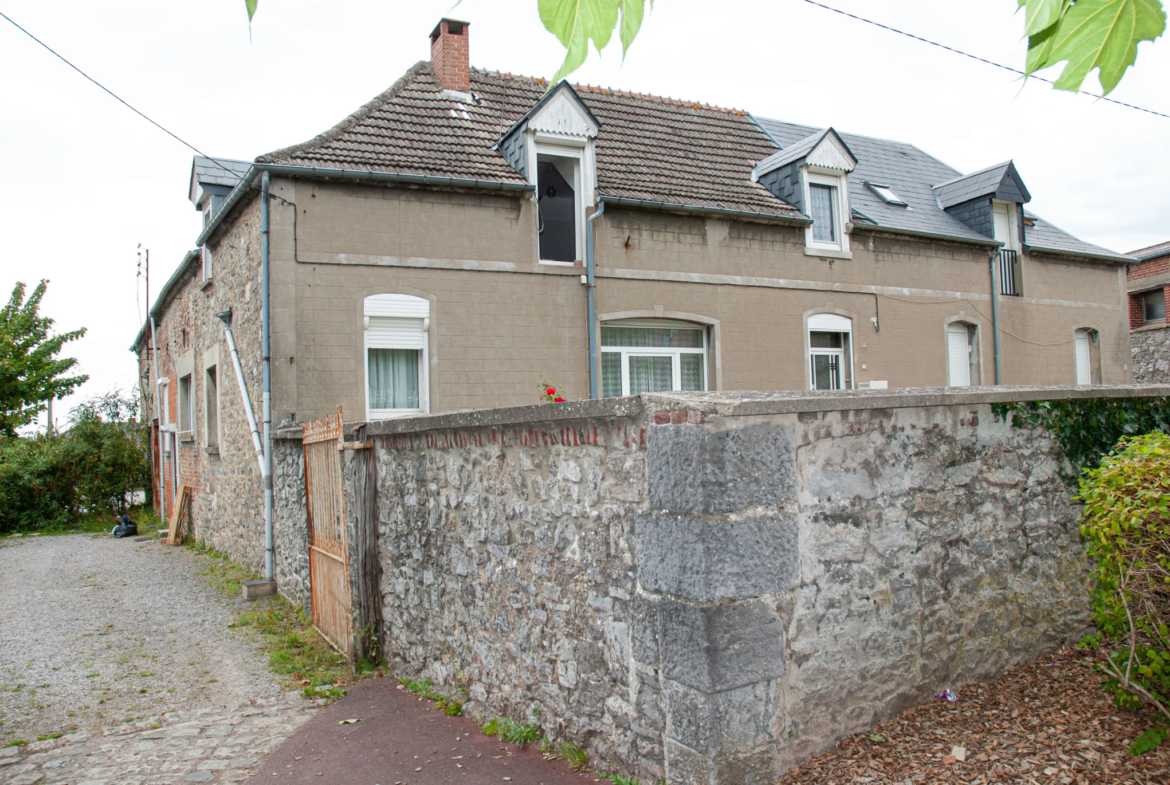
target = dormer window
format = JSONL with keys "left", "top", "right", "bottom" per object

{"left": 805, "top": 172, "right": 848, "bottom": 253}
{"left": 537, "top": 151, "right": 582, "bottom": 264}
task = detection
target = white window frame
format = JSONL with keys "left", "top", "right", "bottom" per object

{"left": 946, "top": 321, "right": 980, "bottom": 387}
{"left": 177, "top": 374, "right": 194, "bottom": 435}
{"left": 1141, "top": 288, "right": 1166, "bottom": 323}
{"left": 803, "top": 170, "right": 850, "bottom": 255}
{"left": 600, "top": 320, "right": 708, "bottom": 396}
{"left": 203, "top": 364, "right": 220, "bottom": 450}
{"left": 806, "top": 313, "right": 854, "bottom": 390}
{"left": 363, "top": 294, "right": 430, "bottom": 420}
{"left": 158, "top": 377, "right": 171, "bottom": 426}
{"left": 992, "top": 201, "right": 1020, "bottom": 251}
{"left": 202, "top": 245, "right": 213, "bottom": 280}
{"left": 1074, "top": 328, "right": 1100, "bottom": 385}
{"left": 533, "top": 141, "right": 588, "bottom": 265}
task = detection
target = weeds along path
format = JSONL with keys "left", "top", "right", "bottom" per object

{"left": 0, "top": 533, "right": 285, "bottom": 744}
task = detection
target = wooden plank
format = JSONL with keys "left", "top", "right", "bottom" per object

{"left": 352, "top": 439, "right": 382, "bottom": 663}
{"left": 166, "top": 485, "right": 191, "bottom": 546}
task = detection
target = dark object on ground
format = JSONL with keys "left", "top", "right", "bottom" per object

{"left": 112, "top": 515, "right": 138, "bottom": 538}
{"left": 779, "top": 647, "right": 1170, "bottom": 784}
{"left": 133, "top": 536, "right": 152, "bottom": 542}
{"left": 261, "top": 677, "right": 588, "bottom": 784}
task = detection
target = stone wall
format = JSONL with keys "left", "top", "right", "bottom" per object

{"left": 1131, "top": 325, "right": 1170, "bottom": 383}
{"left": 273, "top": 433, "right": 311, "bottom": 613}
{"left": 336, "top": 385, "right": 1167, "bottom": 784}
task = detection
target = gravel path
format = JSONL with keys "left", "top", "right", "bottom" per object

{"left": 0, "top": 534, "right": 284, "bottom": 744}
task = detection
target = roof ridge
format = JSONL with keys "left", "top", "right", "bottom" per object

{"left": 931, "top": 160, "right": 1013, "bottom": 190}
{"left": 1127, "top": 240, "right": 1170, "bottom": 258}
{"left": 258, "top": 60, "right": 435, "bottom": 164}
{"left": 471, "top": 66, "right": 747, "bottom": 116}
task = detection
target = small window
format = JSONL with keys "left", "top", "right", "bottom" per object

{"left": 202, "top": 246, "right": 213, "bottom": 280}
{"left": 537, "top": 154, "right": 580, "bottom": 263}
{"left": 998, "top": 250, "right": 1021, "bottom": 297}
{"left": 947, "top": 322, "right": 979, "bottom": 386}
{"left": 204, "top": 366, "right": 219, "bottom": 449}
{"left": 807, "top": 314, "right": 853, "bottom": 390}
{"left": 809, "top": 184, "right": 838, "bottom": 244}
{"left": 364, "top": 294, "right": 430, "bottom": 419}
{"left": 178, "top": 374, "right": 193, "bottom": 434}
{"left": 1075, "top": 329, "right": 1101, "bottom": 385}
{"left": 867, "top": 182, "right": 907, "bottom": 206}
{"left": 1142, "top": 289, "right": 1165, "bottom": 322}
{"left": 600, "top": 322, "right": 707, "bottom": 397}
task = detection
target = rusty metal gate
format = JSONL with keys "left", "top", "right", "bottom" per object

{"left": 303, "top": 406, "right": 352, "bottom": 658}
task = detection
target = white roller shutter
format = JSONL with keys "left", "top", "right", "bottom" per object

{"left": 1075, "top": 331, "right": 1092, "bottom": 385}
{"left": 364, "top": 293, "right": 430, "bottom": 319}
{"left": 947, "top": 323, "right": 971, "bottom": 387}
{"left": 367, "top": 317, "right": 426, "bottom": 349}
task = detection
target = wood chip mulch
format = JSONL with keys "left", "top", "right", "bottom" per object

{"left": 778, "top": 648, "right": 1170, "bottom": 784}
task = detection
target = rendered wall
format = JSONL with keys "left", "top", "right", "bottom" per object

{"left": 344, "top": 386, "right": 1167, "bottom": 784}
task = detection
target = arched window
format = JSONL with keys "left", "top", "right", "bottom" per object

{"left": 600, "top": 320, "right": 708, "bottom": 397}
{"left": 364, "top": 294, "right": 429, "bottom": 418}
{"left": 807, "top": 314, "right": 853, "bottom": 390}
{"left": 946, "top": 321, "right": 980, "bottom": 387}
{"left": 1074, "top": 328, "right": 1101, "bottom": 385}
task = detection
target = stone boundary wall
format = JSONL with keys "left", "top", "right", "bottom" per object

{"left": 1131, "top": 325, "right": 1170, "bottom": 383}
{"left": 278, "top": 384, "right": 1170, "bottom": 785}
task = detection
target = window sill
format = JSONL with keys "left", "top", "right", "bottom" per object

{"left": 369, "top": 409, "right": 426, "bottom": 420}
{"left": 179, "top": 432, "right": 195, "bottom": 444}
{"left": 204, "top": 445, "right": 220, "bottom": 457}
{"left": 1132, "top": 320, "right": 1167, "bottom": 334}
{"left": 539, "top": 259, "right": 580, "bottom": 267}
{"left": 200, "top": 277, "right": 214, "bottom": 292}
{"left": 804, "top": 247, "right": 852, "bottom": 260}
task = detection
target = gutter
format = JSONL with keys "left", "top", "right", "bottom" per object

{"left": 1023, "top": 244, "right": 1133, "bottom": 266}
{"left": 989, "top": 251, "right": 1002, "bottom": 385}
{"left": 585, "top": 200, "right": 606, "bottom": 399}
{"left": 853, "top": 222, "right": 1001, "bottom": 248}
{"left": 261, "top": 172, "right": 274, "bottom": 584}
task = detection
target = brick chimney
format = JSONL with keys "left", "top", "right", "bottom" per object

{"left": 430, "top": 18, "right": 470, "bottom": 93}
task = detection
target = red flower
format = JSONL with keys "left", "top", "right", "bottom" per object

{"left": 554, "top": 396, "right": 565, "bottom": 403}
{"left": 546, "top": 387, "right": 557, "bottom": 396}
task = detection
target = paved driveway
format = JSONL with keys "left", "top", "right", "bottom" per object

{"left": 0, "top": 534, "right": 318, "bottom": 785}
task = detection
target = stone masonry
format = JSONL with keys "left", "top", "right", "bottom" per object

{"left": 324, "top": 386, "right": 1170, "bottom": 784}
{"left": 1132, "top": 325, "right": 1170, "bottom": 383}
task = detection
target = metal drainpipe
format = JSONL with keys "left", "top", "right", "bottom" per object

{"left": 990, "top": 249, "right": 1002, "bottom": 385}
{"left": 585, "top": 199, "right": 606, "bottom": 399}
{"left": 216, "top": 309, "right": 269, "bottom": 495}
{"left": 260, "top": 172, "right": 274, "bottom": 583}
{"left": 149, "top": 316, "right": 167, "bottom": 517}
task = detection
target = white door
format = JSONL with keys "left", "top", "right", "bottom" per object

{"left": 947, "top": 323, "right": 972, "bottom": 386}
{"left": 992, "top": 204, "right": 1012, "bottom": 245}
{"left": 1074, "top": 330, "right": 1092, "bottom": 385}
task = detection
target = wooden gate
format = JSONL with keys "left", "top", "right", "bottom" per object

{"left": 303, "top": 407, "right": 352, "bottom": 658}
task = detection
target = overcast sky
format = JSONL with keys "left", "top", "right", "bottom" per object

{"left": 2, "top": 0, "right": 1167, "bottom": 429}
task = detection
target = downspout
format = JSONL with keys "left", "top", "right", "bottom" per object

{"left": 216, "top": 308, "right": 270, "bottom": 504}
{"left": 989, "top": 249, "right": 1002, "bottom": 385}
{"left": 585, "top": 199, "right": 606, "bottom": 399}
{"left": 260, "top": 172, "right": 274, "bottom": 583}
{"left": 149, "top": 316, "right": 167, "bottom": 518}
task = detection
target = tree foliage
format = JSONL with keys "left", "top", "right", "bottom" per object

{"left": 1019, "top": 0, "right": 1166, "bottom": 95}
{"left": 0, "top": 388, "right": 148, "bottom": 533}
{"left": 0, "top": 280, "right": 87, "bottom": 436}
{"left": 1077, "top": 432, "right": 1170, "bottom": 748}
{"left": 992, "top": 397, "right": 1170, "bottom": 472}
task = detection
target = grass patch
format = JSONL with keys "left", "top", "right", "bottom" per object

{"left": 234, "top": 598, "right": 352, "bottom": 699}
{"left": 398, "top": 677, "right": 463, "bottom": 716}
{"left": 556, "top": 742, "right": 589, "bottom": 772}
{"left": 482, "top": 716, "right": 541, "bottom": 746}
{"left": 35, "top": 732, "right": 63, "bottom": 741}
{"left": 191, "top": 542, "right": 260, "bottom": 598}
{"left": 4, "top": 740, "right": 27, "bottom": 747}
{"left": 0, "top": 504, "right": 161, "bottom": 540}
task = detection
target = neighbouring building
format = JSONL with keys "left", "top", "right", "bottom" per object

{"left": 133, "top": 18, "right": 1133, "bottom": 578}
{"left": 1127, "top": 240, "right": 1170, "bottom": 383}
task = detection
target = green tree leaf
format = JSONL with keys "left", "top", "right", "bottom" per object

{"left": 246, "top": 0, "right": 258, "bottom": 22}
{"left": 539, "top": 0, "right": 651, "bottom": 84}
{"left": 1024, "top": 0, "right": 1166, "bottom": 94}
{"left": 1019, "top": 0, "right": 1072, "bottom": 37}
{"left": 620, "top": 0, "right": 651, "bottom": 58}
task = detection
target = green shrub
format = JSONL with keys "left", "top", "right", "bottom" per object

{"left": 993, "top": 397, "right": 1170, "bottom": 473}
{"left": 1078, "top": 432, "right": 1170, "bottom": 750}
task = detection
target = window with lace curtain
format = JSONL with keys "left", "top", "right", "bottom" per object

{"left": 364, "top": 294, "right": 430, "bottom": 419}
{"left": 600, "top": 321, "right": 707, "bottom": 397}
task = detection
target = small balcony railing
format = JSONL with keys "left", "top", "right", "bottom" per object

{"left": 999, "top": 249, "right": 1020, "bottom": 297}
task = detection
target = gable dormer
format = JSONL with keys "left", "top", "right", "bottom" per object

{"left": 933, "top": 161, "right": 1031, "bottom": 246}
{"left": 499, "top": 82, "right": 600, "bottom": 264}
{"left": 753, "top": 128, "right": 857, "bottom": 258}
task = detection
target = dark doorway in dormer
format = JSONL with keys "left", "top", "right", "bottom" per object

{"left": 537, "top": 158, "right": 577, "bottom": 263}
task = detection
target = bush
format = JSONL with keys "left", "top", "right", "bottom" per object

{"left": 0, "top": 389, "right": 148, "bottom": 534}
{"left": 992, "top": 397, "right": 1170, "bottom": 473}
{"left": 1078, "top": 432, "right": 1170, "bottom": 738}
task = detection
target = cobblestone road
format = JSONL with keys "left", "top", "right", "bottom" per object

{"left": 0, "top": 535, "right": 319, "bottom": 784}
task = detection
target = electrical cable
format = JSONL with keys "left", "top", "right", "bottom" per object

{"left": 799, "top": 0, "right": 1170, "bottom": 120}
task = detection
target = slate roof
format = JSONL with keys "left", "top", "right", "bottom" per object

{"left": 932, "top": 161, "right": 1030, "bottom": 209}
{"left": 1129, "top": 240, "right": 1170, "bottom": 261}
{"left": 189, "top": 156, "right": 251, "bottom": 202}
{"left": 757, "top": 118, "right": 1128, "bottom": 261}
{"left": 258, "top": 62, "right": 803, "bottom": 220}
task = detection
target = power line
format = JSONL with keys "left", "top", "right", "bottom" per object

{"left": 800, "top": 0, "right": 1169, "bottom": 120}
{"left": 0, "top": 10, "right": 247, "bottom": 181}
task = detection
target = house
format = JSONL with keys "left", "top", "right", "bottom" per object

{"left": 1127, "top": 240, "right": 1170, "bottom": 382}
{"left": 132, "top": 18, "right": 1133, "bottom": 572}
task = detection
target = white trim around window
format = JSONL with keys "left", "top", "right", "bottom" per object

{"left": 805, "top": 312, "right": 855, "bottom": 390}
{"left": 599, "top": 320, "right": 708, "bottom": 397}
{"left": 363, "top": 294, "right": 430, "bottom": 420}
{"left": 803, "top": 170, "right": 851, "bottom": 258}
{"left": 530, "top": 138, "right": 594, "bottom": 265}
